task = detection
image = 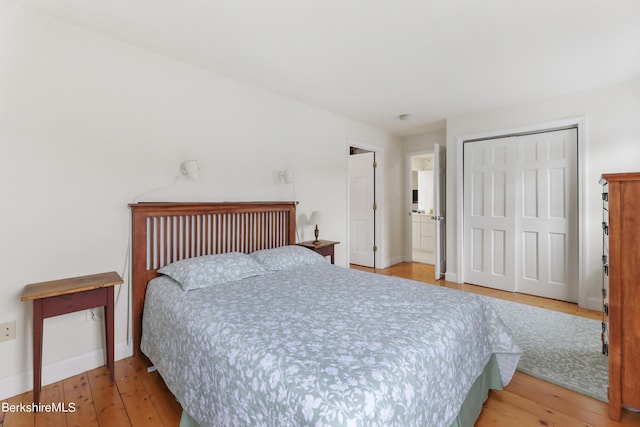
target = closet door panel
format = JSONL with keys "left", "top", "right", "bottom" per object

{"left": 515, "top": 128, "right": 578, "bottom": 302}
{"left": 463, "top": 137, "right": 516, "bottom": 291}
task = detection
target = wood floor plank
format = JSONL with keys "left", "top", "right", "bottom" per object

{"left": 475, "top": 405, "right": 530, "bottom": 427}
{"left": 485, "top": 388, "right": 594, "bottom": 427}
{"left": 1, "top": 398, "right": 7, "bottom": 426}
{"left": 35, "top": 381, "right": 66, "bottom": 427}
{"left": 4, "top": 392, "right": 35, "bottom": 427}
{"left": 508, "top": 372, "right": 611, "bottom": 419}
{"left": 478, "top": 396, "right": 554, "bottom": 427}
{"left": 62, "top": 373, "right": 98, "bottom": 427}
{"left": 87, "top": 366, "right": 131, "bottom": 427}
{"left": 130, "top": 357, "right": 181, "bottom": 427}
{"left": 506, "top": 377, "right": 640, "bottom": 427}
{"left": 115, "top": 358, "right": 164, "bottom": 427}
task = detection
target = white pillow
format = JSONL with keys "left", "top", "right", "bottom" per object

{"left": 158, "top": 252, "right": 267, "bottom": 291}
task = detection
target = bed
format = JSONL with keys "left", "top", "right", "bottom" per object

{"left": 130, "top": 202, "right": 521, "bottom": 427}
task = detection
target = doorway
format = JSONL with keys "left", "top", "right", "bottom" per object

{"left": 407, "top": 144, "right": 446, "bottom": 280}
{"left": 410, "top": 153, "right": 436, "bottom": 264}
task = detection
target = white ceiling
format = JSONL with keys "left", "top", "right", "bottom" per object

{"left": 10, "top": 0, "right": 640, "bottom": 136}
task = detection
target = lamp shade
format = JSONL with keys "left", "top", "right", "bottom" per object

{"left": 308, "top": 211, "right": 321, "bottom": 225}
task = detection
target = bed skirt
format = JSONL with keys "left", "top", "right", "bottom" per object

{"left": 178, "top": 355, "right": 503, "bottom": 427}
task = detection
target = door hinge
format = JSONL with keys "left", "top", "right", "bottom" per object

{"left": 373, "top": 161, "right": 378, "bottom": 169}
{"left": 372, "top": 203, "right": 378, "bottom": 211}
{"left": 372, "top": 245, "right": 378, "bottom": 252}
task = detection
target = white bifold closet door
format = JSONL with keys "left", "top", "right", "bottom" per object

{"left": 463, "top": 128, "right": 578, "bottom": 302}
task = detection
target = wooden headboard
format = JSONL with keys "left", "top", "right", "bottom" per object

{"left": 129, "top": 202, "right": 297, "bottom": 356}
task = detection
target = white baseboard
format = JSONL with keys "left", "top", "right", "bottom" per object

{"left": 411, "top": 251, "right": 434, "bottom": 264}
{"left": 445, "top": 271, "right": 458, "bottom": 283}
{"left": 381, "top": 255, "right": 405, "bottom": 269}
{"left": 0, "top": 342, "right": 133, "bottom": 401}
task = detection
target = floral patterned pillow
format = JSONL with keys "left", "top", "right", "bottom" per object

{"left": 158, "top": 252, "right": 267, "bottom": 291}
{"left": 250, "top": 245, "right": 326, "bottom": 271}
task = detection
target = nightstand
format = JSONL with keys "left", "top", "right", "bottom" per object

{"left": 297, "top": 240, "right": 340, "bottom": 264}
{"left": 21, "top": 271, "right": 123, "bottom": 404}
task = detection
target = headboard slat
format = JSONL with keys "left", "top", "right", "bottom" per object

{"left": 129, "top": 202, "right": 297, "bottom": 357}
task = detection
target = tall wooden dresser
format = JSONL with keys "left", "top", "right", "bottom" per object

{"left": 600, "top": 172, "right": 640, "bottom": 420}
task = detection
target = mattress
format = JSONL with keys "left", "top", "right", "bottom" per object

{"left": 141, "top": 262, "right": 521, "bottom": 427}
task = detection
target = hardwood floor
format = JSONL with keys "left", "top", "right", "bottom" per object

{"left": 1, "top": 357, "right": 182, "bottom": 427}
{"left": 3, "top": 262, "right": 639, "bottom": 426}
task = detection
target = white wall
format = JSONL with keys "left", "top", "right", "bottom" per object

{"left": 444, "top": 75, "right": 640, "bottom": 309}
{"left": 0, "top": 2, "right": 403, "bottom": 398}
{"left": 403, "top": 129, "right": 446, "bottom": 153}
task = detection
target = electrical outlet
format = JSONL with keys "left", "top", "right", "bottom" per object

{"left": 85, "top": 309, "right": 101, "bottom": 321}
{"left": 0, "top": 320, "right": 16, "bottom": 342}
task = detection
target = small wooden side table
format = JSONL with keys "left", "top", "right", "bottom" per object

{"left": 297, "top": 240, "right": 340, "bottom": 264}
{"left": 21, "top": 271, "right": 123, "bottom": 404}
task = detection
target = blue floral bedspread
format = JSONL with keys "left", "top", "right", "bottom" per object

{"left": 142, "top": 263, "right": 521, "bottom": 427}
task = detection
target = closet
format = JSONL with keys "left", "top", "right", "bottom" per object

{"left": 463, "top": 128, "right": 578, "bottom": 301}
{"left": 600, "top": 172, "right": 640, "bottom": 420}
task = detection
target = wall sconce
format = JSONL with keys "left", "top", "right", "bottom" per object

{"left": 279, "top": 169, "right": 294, "bottom": 184}
{"left": 180, "top": 160, "right": 200, "bottom": 180}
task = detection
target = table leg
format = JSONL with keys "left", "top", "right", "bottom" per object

{"left": 105, "top": 287, "right": 115, "bottom": 382}
{"left": 32, "top": 299, "right": 43, "bottom": 404}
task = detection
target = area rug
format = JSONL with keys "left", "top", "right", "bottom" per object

{"left": 482, "top": 296, "right": 608, "bottom": 402}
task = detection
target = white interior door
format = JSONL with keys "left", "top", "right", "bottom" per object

{"left": 433, "top": 144, "right": 446, "bottom": 280}
{"left": 349, "top": 151, "right": 375, "bottom": 267}
{"left": 463, "top": 137, "right": 517, "bottom": 291}
{"left": 514, "top": 129, "right": 578, "bottom": 302}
